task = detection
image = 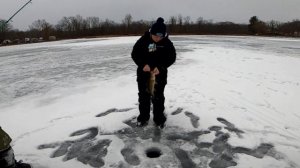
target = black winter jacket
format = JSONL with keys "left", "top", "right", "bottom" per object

{"left": 131, "top": 31, "right": 176, "bottom": 81}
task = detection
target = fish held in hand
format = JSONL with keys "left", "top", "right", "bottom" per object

{"left": 148, "top": 71, "right": 156, "bottom": 96}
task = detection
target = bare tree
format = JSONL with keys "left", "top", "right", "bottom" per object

{"left": 184, "top": 16, "right": 191, "bottom": 25}
{"left": 84, "top": 17, "right": 100, "bottom": 36}
{"left": 197, "top": 17, "right": 204, "bottom": 25}
{"left": 268, "top": 20, "right": 281, "bottom": 35}
{"left": 168, "top": 16, "right": 177, "bottom": 33}
{"left": 86, "top": 17, "right": 100, "bottom": 29}
{"left": 56, "top": 17, "right": 72, "bottom": 32}
{"left": 70, "top": 15, "right": 85, "bottom": 33}
{"left": 168, "top": 16, "right": 177, "bottom": 26}
{"left": 123, "top": 14, "right": 132, "bottom": 28}
{"left": 30, "top": 19, "right": 48, "bottom": 31}
{"left": 279, "top": 19, "right": 300, "bottom": 36}
{"left": 122, "top": 14, "right": 133, "bottom": 34}
{"left": 177, "top": 14, "right": 183, "bottom": 33}
{"left": 29, "top": 19, "right": 52, "bottom": 39}
{"left": 101, "top": 19, "right": 116, "bottom": 34}
{"left": 177, "top": 14, "right": 183, "bottom": 26}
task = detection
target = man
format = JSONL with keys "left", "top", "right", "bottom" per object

{"left": 131, "top": 17, "right": 176, "bottom": 128}
{"left": 0, "top": 127, "right": 31, "bottom": 168}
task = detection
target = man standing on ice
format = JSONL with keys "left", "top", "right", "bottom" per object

{"left": 131, "top": 17, "right": 176, "bottom": 128}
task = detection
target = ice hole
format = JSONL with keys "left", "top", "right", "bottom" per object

{"left": 145, "top": 147, "right": 162, "bottom": 158}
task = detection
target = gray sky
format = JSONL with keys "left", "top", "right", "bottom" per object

{"left": 1, "top": 0, "right": 299, "bottom": 30}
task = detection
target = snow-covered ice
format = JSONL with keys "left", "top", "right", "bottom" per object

{"left": 0, "top": 35, "right": 300, "bottom": 168}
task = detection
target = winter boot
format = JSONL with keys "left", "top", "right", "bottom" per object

{"left": 15, "top": 160, "right": 31, "bottom": 168}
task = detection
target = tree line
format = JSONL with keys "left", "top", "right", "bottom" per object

{"left": 1, "top": 14, "right": 300, "bottom": 44}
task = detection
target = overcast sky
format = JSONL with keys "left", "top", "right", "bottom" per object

{"left": 1, "top": 0, "right": 299, "bottom": 30}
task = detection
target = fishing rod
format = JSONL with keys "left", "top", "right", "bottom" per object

{"left": 1, "top": 0, "right": 32, "bottom": 31}
{"left": 5, "top": 0, "right": 33, "bottom": 24}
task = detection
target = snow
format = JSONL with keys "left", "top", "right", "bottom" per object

{"left": 0, "top": 35, "right": 300, "bottom": 168}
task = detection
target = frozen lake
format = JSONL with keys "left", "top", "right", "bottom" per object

{"left": 1, "top": 36, "right": 299, "bottom": 105}
{"left": 0, "top": 35, "right": 300, "bottom": 168}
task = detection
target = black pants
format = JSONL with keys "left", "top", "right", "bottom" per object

{"left": 137, "top": 70, "right": 167, "bottom": 124}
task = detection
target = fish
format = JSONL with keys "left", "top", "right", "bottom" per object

{"left": 148, "top": 71, "right": 156, "bottom": 96}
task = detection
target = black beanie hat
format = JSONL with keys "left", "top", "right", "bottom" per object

{"left": 150, "top": 17, "right": 166, "bottom": 37}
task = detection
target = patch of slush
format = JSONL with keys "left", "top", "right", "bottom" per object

{"left": 38, "top": 107, "right": 291, "bottom": 168}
